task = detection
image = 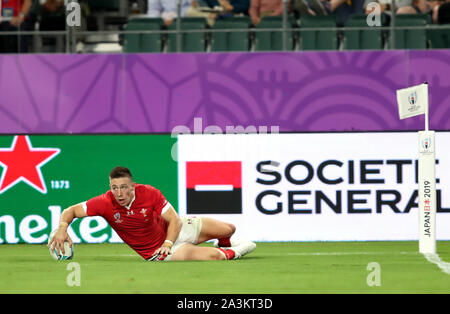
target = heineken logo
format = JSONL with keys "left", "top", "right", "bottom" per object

{"left": 0, "top": 135, "right": 60, "bottom": 194}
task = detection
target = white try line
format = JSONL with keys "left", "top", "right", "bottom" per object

{"left": 423, "top": 253, "right": 450, "bottom": 275}
{"left": 4, "top": 252, "right": 450, "bottom": 275}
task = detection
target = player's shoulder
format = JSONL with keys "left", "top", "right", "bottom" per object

{"left": 96, "top": 190, "right": 115, "bottom": 205}
{"left": 85, "top": 190, "right": 115, "bottom": 215}
{"left": 134, "top": 183, "right": 167, "bottom": 211}
{"left": 135, "top": 183, "right": 160, "bottom": 195}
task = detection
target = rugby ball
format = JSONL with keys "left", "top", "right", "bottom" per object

{"left": 48, "top": 230, "right": 74, "bottom": 261}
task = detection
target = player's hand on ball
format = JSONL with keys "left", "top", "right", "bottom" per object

{"left": 48, "top": 229, "right": 73, "bottom": 255}
{"left": 150, "top": 244, "right": 172, "bottom": 261}
{"left": 156, "top": 245, "right": 172, "bottom": 256}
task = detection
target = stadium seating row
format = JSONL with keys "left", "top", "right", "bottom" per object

{"left": 123, "top": 14, "right": 450, "bottom": 53}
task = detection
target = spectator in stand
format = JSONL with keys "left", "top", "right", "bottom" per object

{"left": 396, "top": 0, "right": 431, "bottom": 14}
{"left": 329, "top": 0, "right": 365, "bottom": 25}
{"left": 42, "top": 0, "right": 63, "bottom": 13}
{"left": 394, "top": 0, "right": 415, "bottom": 9}
{"left": 437, "top": 0, "right": 450, "bottom": 23}
{"left": 147, "top": 0, "right": 192, "bottom": 26}
{"left": 363, "top": 0, "right": 386, "bottom": 14}
{"left": 204, "top": 0, "right": 250, "bottom": 15}
{"left": 187, "top": 0, "right": 249, "bottom": 25}
{"left": 431, "top": 0, "right": 450, "bottom": 23}
{"left": 39, "top": 0, "right": 65, "bottom": 31}
{"left": 0, "top": 0, "right": 33, "bottom": 53}
{"left": 291, "top": 0, "right": 329, "bottom": 17}
{"left": 249, "top": 0, "right": 286, "bottom": 25}
{"left": 292, "top": 0, "right": 365, "bottom": 25}
{"left": 187, "top": 0, "right": 217, "bottom": 25}
{"left": 37, "top": 0, "right": 66, "bottom": 53}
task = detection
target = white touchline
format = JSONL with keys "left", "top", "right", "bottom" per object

{"left": 423, "top": 253, "right": 450, "bottom": 275}
{"left": 285, "top": 252, "right": 450, "bottom": 275}
{"left": 194, "top": 184, "right": 234, "bottom": 191}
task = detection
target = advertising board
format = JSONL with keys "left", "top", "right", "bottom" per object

{"left": 0, "top": 134, "right": 177, "bottom": 244}
{"left": 178, "top": 132, "right": 450, "bottom": 241}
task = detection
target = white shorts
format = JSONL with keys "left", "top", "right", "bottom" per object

{"left": 164, "top": 216, "right": 202, "bottom": 261}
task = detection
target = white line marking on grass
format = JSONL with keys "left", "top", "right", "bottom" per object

{"left": 286, "top": 251, "right": 416, "bottom": 256}
{"left": 423, "top": 253, "right": 450, "bottom": 275}
{"left": 0, "top": 254, "right": 138, "bottom": 258}
{"left": 285, "top": 252, "right": 450, "bottom": 275}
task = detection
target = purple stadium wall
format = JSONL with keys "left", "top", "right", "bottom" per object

{"left": 0, "top": 50, "right": 449, "bottom": 134}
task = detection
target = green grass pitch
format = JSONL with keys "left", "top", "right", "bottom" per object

{"left": 1, "top": 241, "right": 449, "bottom": 294}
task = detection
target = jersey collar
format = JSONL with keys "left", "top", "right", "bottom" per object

{"left": 124, "top": 194, "right": 136, "bottom": 210}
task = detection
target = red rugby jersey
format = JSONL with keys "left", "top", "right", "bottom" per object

{"left": 83, "top": 184, "right": 170, "bottom": 259}
{"left": 1, "top": 0, "right": 24, "bottom": 17}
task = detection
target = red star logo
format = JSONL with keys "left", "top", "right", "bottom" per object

{"left": 0, "top": 135, "right": 60, "bottom": 194}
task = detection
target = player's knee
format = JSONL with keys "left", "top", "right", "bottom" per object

{"left": 227, "top": 223, "right": 236, "bottom": 237}
{"left": 211, "top": 249, "right": 226, "bottom": 260}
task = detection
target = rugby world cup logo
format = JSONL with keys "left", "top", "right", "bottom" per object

{"left": 408, "top": 91, "right": 417, "bottom": 105}
{"left": 114, "top": 212, "right": 123, "bottom": 224}
{"left": 422, "top": 137, "right": 432, "bottom": 150}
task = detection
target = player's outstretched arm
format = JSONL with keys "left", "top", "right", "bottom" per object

{"left": 48, "top": 203, "right": 87, "bottom": 255}
{"left": 152, "top": 206, "right": 182, "bottom": 258}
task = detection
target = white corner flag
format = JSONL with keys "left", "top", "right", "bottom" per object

{"left": 396, "top": 82, "right": 428, "bottom": 122}
{"left": 396, "top": 82, "right": 436, "bottom": 255}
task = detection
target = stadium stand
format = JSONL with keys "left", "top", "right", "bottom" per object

{"left": 123, "top": 17, "right": 164, "bottom": 53}
{"left": 342, "top": 13, "right": 385, "bottom": 50}
{"left": 1, "top": 0, "right": 450, "bottom": 53}
{"left": 299, "top": 15, "right": 338, "bottom": 50}
{"left": 167, "top": 17, "right": 208, "bottom": 52}
{"left": 254, "top": 15, "right": 297, "bottom": 51}
{"left": 389, "top": 13, "right": 430, "bottom": 49}
{"left": 36, "top": 0, "right": 66, "bottom": 52}
{"left": 428, "top": 26, "right": 450, "bottom": 48}
{"left": 210, "top": 16, "right": 252, "bottom": 52}
{"left": 86, "top": 0, "right": 127, "bottom": 30}
{"left": 428, "top": 1, "right": 450, "bottom": 48}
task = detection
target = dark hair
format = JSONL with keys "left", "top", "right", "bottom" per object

{"left": 109, "top": 166, "right": 133, "bottom": 180}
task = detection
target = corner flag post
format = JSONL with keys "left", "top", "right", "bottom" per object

{"left": 396, "top": 82, "right": 437, "bottom": 255}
